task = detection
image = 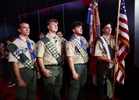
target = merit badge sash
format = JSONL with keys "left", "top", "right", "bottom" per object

{"left": 70, "top": 34, "right": 89, "bottom": 63}
{"left": 98, "top": 36, "right": 114, "bottom": 68}
{"left": 6, "top": 43, "right": 35, "bottom": 69}
{"left": 41, "top": 36, "right": 62, "bottom": 65}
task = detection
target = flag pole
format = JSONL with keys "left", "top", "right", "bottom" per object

{"left": 88, "top": 0, "right": 94, "bottom": 91}
{"left": 112, "top": 0, "right": 121, "bottom": 100}
{"left": 87, "top": 0, "right": 97, "bottom": 91}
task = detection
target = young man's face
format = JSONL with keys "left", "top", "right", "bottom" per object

{"left": 73, "top": 26, "right": 83, "bottom": 36}
{"left": 47, "top": 22, "right": 58, "bottom": 33}
{"left": 18, "top": 23, "right": 30, "bottom": 36}
{"left": 102, "top": 24, "right": 112, "bottom": 34}
{"left": 39, "top": 33, "right": 45, "bottom": 39}
{"left": 56, "top": 32, "right": 63, "bottom": 38}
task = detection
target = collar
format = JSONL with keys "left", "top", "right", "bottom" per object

{"left": 103, "top": 34, "right": 114, "bottom": 40}
{"left": 18, "top": 35, "right": 30, "bottom": 42}
{"left": 72, "top": 34, "right": 82, "bottom": 40}
{"left": 47, "top": 33, "right": 58, "bottom": 39}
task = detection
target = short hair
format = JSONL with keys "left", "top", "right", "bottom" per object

{"left": 46, "top": 19, "right": 58, "bottom": 26}
{"left": 39, "top": 32, "right": 45, "bottom": 36}
{"left": 70, "top": 21, "right": 83, "bottom": 29}
{"left": 16, "top": 21, "right": 29, "bottom": 29}
{"left": 101, "top": 21, "right": 111, "bottom": 29}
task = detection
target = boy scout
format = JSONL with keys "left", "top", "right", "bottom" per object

{"left": 66, "top": 21, "right": 89, "bottom": 100}
{"left": 7, "top": 21, "right": 40, "bottom": 100}
{"left": 94, "top": 23, "right": 118, "bottom": 100}
{"left": 56, "top": 30, "right": 68, "bottom": 93}
{"left": 36, "top": 19, "right": 63, "bottom": 100}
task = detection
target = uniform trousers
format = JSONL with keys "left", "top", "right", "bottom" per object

{"left": 97, "top": 61, "right": 113, "bottom": 100}
{"left": 43, "top": 65, "right": 63, "bottom": 100}
{"left": 15, "top": 67, "right": 36, "bottom": 100}
{"left": 68, "top": 64, "right": 87, "bottom": 100}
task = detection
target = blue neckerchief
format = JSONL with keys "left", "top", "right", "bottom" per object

{"left": 16, "top": 36, "right": 36, "bottom": 62}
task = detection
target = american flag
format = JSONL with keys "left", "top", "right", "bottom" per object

{"left": 115, "top": 0, "right": 130, "bottom": 84}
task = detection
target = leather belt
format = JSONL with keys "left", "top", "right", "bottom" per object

{"left": 74, "top": 63, "right": 86, "bottom": 65}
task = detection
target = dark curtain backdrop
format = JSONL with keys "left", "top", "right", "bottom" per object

{"left": 0, "top": 0, "right": 90, "bottom": 43}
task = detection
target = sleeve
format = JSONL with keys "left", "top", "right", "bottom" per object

{"left": 35, "top": 42, "right": 39, "bottom": 55}
{"left": 36, "top": 41, "right": 45, "bottom": 57}
{"left": 8, "top": 52, "right": 18, "bottom": 62}
{"left": 65, "top": 41, "right": 75, "bottom": 57}
{"left": 7, "top": 41, "right": 19, "bottom": 62}
{"left": 94, "top": 41, "right": 104, "bottom": 57}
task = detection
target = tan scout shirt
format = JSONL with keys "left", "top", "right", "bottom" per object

{"left": 66, "top": 36, "right": 88, "bottom": 64}
{"left": 36, "top": 33, "right": 62, "bottom": 65}
{"left": 61, "top": 37, "right": 67, "bottom": 43}
{"left": 35, "top": 40, "right": 41, "bottom": 53}
{"left": 8, "top": 35, "right": 36, "bottom": 68}
{"left": 94, "top": 34, "right": 115, "bottom": 58}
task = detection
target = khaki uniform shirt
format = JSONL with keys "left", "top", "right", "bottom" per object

{"left": 36, "top": 33, "right": 63, "bottom": 65}
{"left": 35, "top": 40, "right": 41, "bottom": 53}
{"left": 8, "top": 35, "right": 36, "bottom": 68}
{"left": 61, "top": 37, "right": 67, "bottom": 43}
{"left": 94, "top": 34, "right": 115, "bottom": 58}
{"left": 66, "top": 36, "right": 88, "bottom": 64}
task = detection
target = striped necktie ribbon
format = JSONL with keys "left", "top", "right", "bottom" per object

{"left": 26, "top": 40, "right": 36, "bottom": 62}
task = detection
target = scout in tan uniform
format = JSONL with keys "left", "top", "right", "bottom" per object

{"left": 56, "top": 30, "right": 69, "bottom": 93}
{"left": 66, "top": 21, "right": 89, "bottom": 100}
{"left": 36, "top": 19, "right": 63, "bottom": 100}
{"left": 7, "top": 21, "right": 40, "bottom": 100}
{"left": 56, "top": 30, "right": 67, "bottom": 60}
{"left": 94, "top": 23, "right": 118, "bottom": 100}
